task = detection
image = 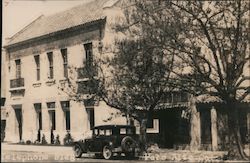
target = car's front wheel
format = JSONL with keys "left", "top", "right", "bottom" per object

{"left": 73, "top": 144, "right": 83, "bottom": 158}
{"left": 102, "top": 145, "right": 113, "bottom": 160}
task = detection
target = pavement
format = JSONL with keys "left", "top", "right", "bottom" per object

{"left": 2, "top": 143, "right": 73, "bottom": 154}
{"left": 1, "top": 142, "right": 250, "bottom": 162}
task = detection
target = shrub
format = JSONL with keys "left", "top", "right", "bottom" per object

{"left": 41, "top": 134, "right": 48, "bottom": 145}
{"left": 55, "top": 135, "right": 61, "bottom": 145}
{"left": 26, "top": 140, "right": 32, "bottom": 145}
{"left": 34, "top": 140, "right": 40, "bottom": 144}
{"left": 51, "top": 129, "right": 55, "bottom": 144}
{"left": 63, "top": 131, "right": 74, "bottom": 146}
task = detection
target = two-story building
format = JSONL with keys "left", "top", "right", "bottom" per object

{"left": 3, "top": 0, "right": 131, "bottom": 144}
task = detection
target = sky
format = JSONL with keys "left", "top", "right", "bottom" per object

{"left": 2, "top": 0, "right": 92, "bottom": 46}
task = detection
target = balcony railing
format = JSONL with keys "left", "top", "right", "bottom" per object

{"left": 77, "top": 67, "right": 97, "bottom": 79}
{"left": 10, "top": 78, "right": 24, "bottom": 88}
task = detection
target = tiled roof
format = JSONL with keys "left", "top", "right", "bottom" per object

{"left": 6, "top": 0, "right": 111, "bottom": 46}
{"left": 196, "top": 94, "right": 250, "bottom": 104}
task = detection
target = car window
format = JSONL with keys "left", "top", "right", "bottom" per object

{"left": 94, "top": 129, "right": 98, "bottom": 135}
{"left": 105, "top": 129, "right": 112, "bottom": 136}
{"left": 127, "top": 128, "right": 135, "bottom": 135}
{"left": 100, "top": 129, "right": 105, "bottom": 135}
{"left": 120, "top": 128, "right": 126, "bottom": 134}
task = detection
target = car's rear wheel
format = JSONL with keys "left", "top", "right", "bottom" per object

{"left": 73, "top": 144, "right": 82, "bottom": 158}
{"left": 102, "top": 145, "right": 113, "bottom": 160}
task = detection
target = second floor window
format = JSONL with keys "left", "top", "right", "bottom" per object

{"left": 15, "top": 59, "right": 21, "bottom": 78}
{"left": 61, "top": 49, "right": 68, "bottom": 78}
{"left": 84, "top": 43, "right": 93, "bottom": 69}
{"left": 47, "top": 52, "right": 53, "bottom": 79}
{"left": 34, "top": 55, "right": 40, "bottom": 81}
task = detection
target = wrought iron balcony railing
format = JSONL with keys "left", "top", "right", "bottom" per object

{"left": 77, "top": 67, "right": 97, "bottom": 79}
{"left": 10, "top": 78, "right": 24, "bottom": 88}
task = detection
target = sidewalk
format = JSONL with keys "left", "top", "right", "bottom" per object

{"left": 1, "top": 142, "right": 73, "bottom": 154}
{"left": 141, "top": 149, "right": 227, "bottom": 162}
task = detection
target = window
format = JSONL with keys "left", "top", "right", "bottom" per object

{"left": 61, "top": 49, "right": 68, "bottom": 78}
{"left": 86, "top": 108, "right": 94, "bottom": 129}
{"left": 49, "top": 110, "right": 56, "bottom": 130}
{"left": 47, "top": 102, "right": 55, "bottom": 109}
{"left": 47, "top": 52, "right": 53, "bottom": 79}
{"left": 94, "top": 129, "right": 98, "bottom": 135}
{"left": 120, "top": 128, "right": 126, "bottom": 134}
{"left": 99, "top": 129, "right": 105, "bottom": 135}
{"left": 65, "top": 110, "right": 70, "bottom": 130}
{"left": 34, "top": 103, "right": 42, "bottom": 130}
{"left": 61, "top": 101, "right": 70, "bottom": 130}
{"left": 105, "top": 129, "right": 112, "bottom": 136}
{"left": 15, "top": 59, "right": 21, "bottom": 78}
{"left": 126, "top": 128, "right": 135, "bottom": 135}
{"left": 34, "top": 55, "right": 40, "bottom": 80}
{"left": 84, "top": 43, "right": 93, "bottom": 69}
{"left": 47, "top": 102, "right": 55, "bottom": 130}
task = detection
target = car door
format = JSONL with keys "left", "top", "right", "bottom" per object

{"left": 87, "top": 128, "right": 99, "bottom": 152}
{"left": 93, "top": 128, "right": 105, "bottom": 152}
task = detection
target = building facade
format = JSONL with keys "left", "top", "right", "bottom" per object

{"left": 3, "top": 0, "right": 129, "bottom": 144}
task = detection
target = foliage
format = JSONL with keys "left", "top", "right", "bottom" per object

{"left": 55, "top": 134, "right": 61, "bottom": 145}
{"left": 123, "top": 0, "right": 249, "bottom": 159}
{"left": 41, "top": 134, "right": 48, "bottom": 145}
{"left": 63, "top": 131, "right": 74, "bottom": 146}
{"left": 26, "top": 140, "right": 32, "bottom": 145}
{"left": 51, "top": 129, "right": 55, "bottom": 144}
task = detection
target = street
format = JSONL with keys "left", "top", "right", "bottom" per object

{"left": 1, "top": 143, "right": 147, "bottom": 162}
{"left": 1, "top": 151, "right": 148, "bottom": 162}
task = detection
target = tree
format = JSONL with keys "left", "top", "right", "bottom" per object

{"left": 96, "top": 38, "right": 176, "bottom": 151}
{"left": 126, "top": 0, "right": 249, "bottom": 160}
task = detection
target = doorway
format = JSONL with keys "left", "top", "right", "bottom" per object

{"left": 158, "top": 109, "right": 190, "bottom": 148}
{"left": 14, "top": 108, "right": 23, "bottom": 141}
{"left": 34, "top": 103, "right": 42, "bottom": 142}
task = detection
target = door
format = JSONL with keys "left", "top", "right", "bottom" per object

{"left": 14, "top": 108, "right": 23, "bottom": 141}
{"left": 34, "top": 103, "right": 42, "bottom": 142}
{"left": 159, "top": 110, "right": 180, "bottom": 148}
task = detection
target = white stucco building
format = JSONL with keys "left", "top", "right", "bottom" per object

{"left": 3, "top": 0, "right": 130, "bottom": 144}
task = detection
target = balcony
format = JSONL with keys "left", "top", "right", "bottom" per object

{"left": 77, "top": 67, "right": 97, "bottom": 79}
{"left": 10, "top": 78, "right": 24, "bottom": 88}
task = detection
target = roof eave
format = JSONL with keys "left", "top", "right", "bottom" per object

{"left": 4, "top": 17, "right": 106, "bottom": 50}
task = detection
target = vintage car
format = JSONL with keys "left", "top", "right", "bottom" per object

{"left": 73, "top": 125, "right": 140, "bottom": 159}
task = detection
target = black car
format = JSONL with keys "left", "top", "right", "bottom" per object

{"left": 73, "top": 125, "right": 140, "bottom": 159}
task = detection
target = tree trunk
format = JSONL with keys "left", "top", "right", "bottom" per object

{"left": 139, "top": 113, "right": 148, "bottom": 153}
{"left": 189, "top": 95, "right": 201, "bottom": 151}
{"left": 226, "top": 104, "right": 248, "bottom": 160}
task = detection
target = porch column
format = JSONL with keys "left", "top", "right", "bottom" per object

{"left": 190, "top": 96, "right": 201, "bottom": 150}
{"left": 211, "top": 106, "right": 218, "bottom": 151}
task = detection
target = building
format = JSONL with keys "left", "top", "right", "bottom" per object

{"left": 1, "top": 48, "right": 7, "bottom": 142}
{"left": 3, "top": 0, "right": 130, "bottom": 144}
{"left": 2, "top": 0, "right": 250, "bottom": 150}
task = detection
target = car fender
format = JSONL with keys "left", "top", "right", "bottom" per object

{"left": 73, "top": 140, "right": 87, "bottom": 153}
